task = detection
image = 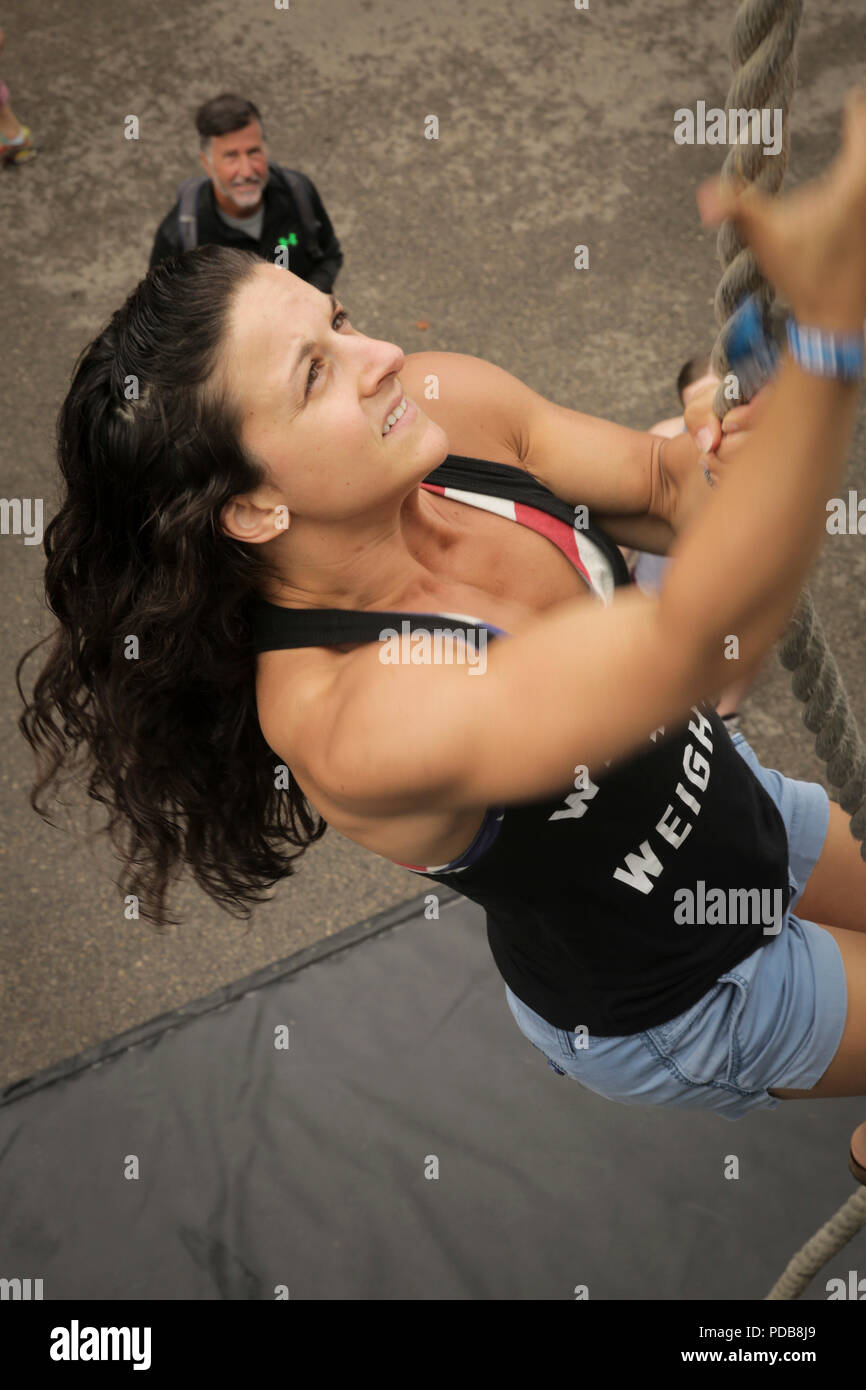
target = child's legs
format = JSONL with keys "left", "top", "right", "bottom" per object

{"left": 0, "top": 78, "right": 22, "bottom": 137}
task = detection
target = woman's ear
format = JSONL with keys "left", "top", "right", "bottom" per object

{"left": 220, "top": 495, "right": 289, "bottom": 544}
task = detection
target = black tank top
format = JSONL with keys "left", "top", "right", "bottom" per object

{"left": 250, "top": 453, "right": 792, "bottom": 1036}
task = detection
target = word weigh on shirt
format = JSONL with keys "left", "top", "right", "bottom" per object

{"left": 613, "top": 706, "right": 713, "bottom": 895}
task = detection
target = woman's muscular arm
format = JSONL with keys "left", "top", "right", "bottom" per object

{"left": 400, "top": 349, "right": 680, "bottom": 553}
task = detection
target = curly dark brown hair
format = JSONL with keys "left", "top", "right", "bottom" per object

{"left": 16, "top": 244, "right": 326, "bottom": 929}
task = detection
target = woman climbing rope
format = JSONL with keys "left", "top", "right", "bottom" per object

{"left": 17, "top": 88, "right": 866, "bottom": 1126}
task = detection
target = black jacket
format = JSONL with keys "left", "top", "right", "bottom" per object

{"left": 148, "top": 166, "right": 343, "bottom": 291}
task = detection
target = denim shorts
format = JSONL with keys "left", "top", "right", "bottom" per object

{"left": 505, "top": 730, "right": 848, "bottom": 1120}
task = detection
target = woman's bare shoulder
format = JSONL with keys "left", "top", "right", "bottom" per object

{"left": 400, "top": 351, "right": 531, "bottom": 468}
{"left": 255, "top": 645, "right": 344, "bottom": 778}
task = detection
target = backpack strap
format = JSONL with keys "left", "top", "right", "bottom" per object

{"left": 176, "top": 175, "right": 207, "bottom": 252}
{"left": 272, "top": 165, "right": 325, "bottom": 262}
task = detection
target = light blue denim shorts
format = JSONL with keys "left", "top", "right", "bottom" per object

{"left": 505, "top": 730, "right": 848, "bottom": 1120}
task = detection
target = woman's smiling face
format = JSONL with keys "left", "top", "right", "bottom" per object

{"left": 220, "top": 263, "right": 449, "bottom": 527}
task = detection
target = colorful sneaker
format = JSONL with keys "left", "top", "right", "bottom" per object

{"left": 0, "top": 124, "right": 36, "bottom": 165}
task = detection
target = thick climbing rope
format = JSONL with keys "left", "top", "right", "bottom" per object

{"left": 706, "top": 0, "right": 866, "bottom": 1300}
{"left": 709, "top": 0, "right": 866, "bottom": 864}
{"left": 766, "top": 1188, "right": 866, "bottom": 1300}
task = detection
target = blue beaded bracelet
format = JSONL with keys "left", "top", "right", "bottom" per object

{"left": 785, "top": 317, "right": 865, "bottom": 380}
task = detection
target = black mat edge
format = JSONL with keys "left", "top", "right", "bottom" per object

{"left": 1, "top": 885, "right": 463, "bottom": 1109}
